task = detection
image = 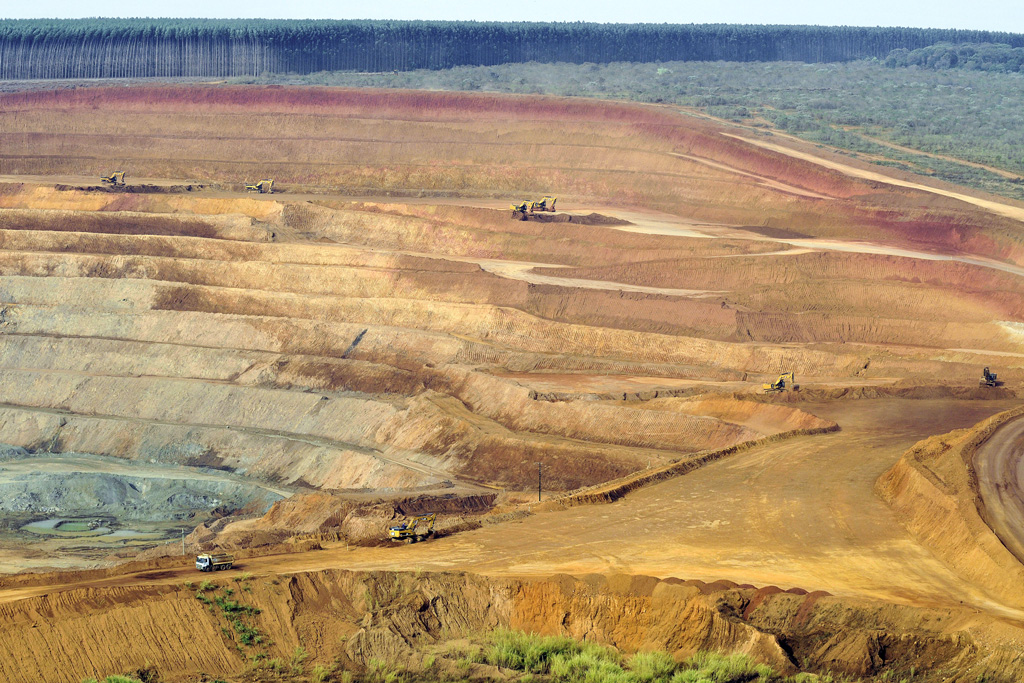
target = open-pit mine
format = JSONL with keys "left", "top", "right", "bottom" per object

{"left": 2, "top": 85, "right": 1024, "bottom": 681}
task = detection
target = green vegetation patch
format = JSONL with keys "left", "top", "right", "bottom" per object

{"left": 473, "top": 629, "right": 832, "bottom": 683}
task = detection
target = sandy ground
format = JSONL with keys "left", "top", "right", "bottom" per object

{"left": 2, "top": 87, "right": 1024, "bottom": 650}
{"left": 1, "top": 399, "right": 1018, "bottom": 619}
{"left": 329, "top": 399, "right": 1020, "bottom": 611}
{"left": 975, "top": 414, "right": 1024, "bottom": 564}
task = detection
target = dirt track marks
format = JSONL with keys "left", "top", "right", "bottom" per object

{"left": 669, "top": 152, "right": 832, "bottom": 200}
{"left": 724, "top": 133, "right": 1024, "bottom": 224}
{"left": 0, "top": 400, "right": 1012, "bottom": 613}
{"left": 974, "top": 415, "right": 1024, "bottom": 564}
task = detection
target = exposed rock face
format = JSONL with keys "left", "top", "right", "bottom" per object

{"left": 1, "top": 569, "right": 1020, "bottom": 683}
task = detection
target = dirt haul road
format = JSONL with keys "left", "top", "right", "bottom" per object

{"left": 723, "top": 133, "right": 1024, "bottom": 225}
{"left": 975, "top": 413, "right": 1024, "bottom": 566}
{"left": 1, "top": 398, "right": 1018, "bottom": 618}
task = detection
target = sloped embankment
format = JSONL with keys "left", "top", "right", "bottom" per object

{"left": 876, "top": 405, "right": 1024, "bottom": 609}
{"left": 0, "top": 569, "right": 1020, "bottom": 683}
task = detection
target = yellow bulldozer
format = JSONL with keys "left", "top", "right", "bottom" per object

{"left": 245, "top": 179, "right": 274, "bottom": 194}
{"left": 510, "top": 200, "right": 530, "bottom": 220}
{"left": 100, "top": 171, "right": 126, "bottom": 186}
{"left": 763, "top": 372, "right": 797, "bottom": 393}
{"left": 388, "top": 513, "right": 436, "bottom": 543}
{"left": 530, "top": 196, "right": 557, "bottom": 212}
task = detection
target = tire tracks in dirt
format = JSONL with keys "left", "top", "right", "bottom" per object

{"left": 723, "top": 133, "right": 1024, "bottom": 225}
{"left": 974, "top": 414, "right": 1024, "bottom": 565}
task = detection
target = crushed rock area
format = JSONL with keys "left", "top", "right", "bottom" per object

{"left": 0, "top": 445, "right": 285, "bottom": 520}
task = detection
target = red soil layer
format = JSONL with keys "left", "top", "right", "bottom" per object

{"left": 4, "top": 85, "right": 1022, "bottom": 264}
{"left": 0, "top": 86, "right": 872, "bottom": 197}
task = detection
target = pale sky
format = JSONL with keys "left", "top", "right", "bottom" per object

{"left": 2, "top": 0, "right": 1023, "bottom": 34}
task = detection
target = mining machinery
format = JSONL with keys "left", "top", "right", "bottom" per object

{"left": 388, "top": 513, "right": 437, "bottom": 543}
{"left": 195, "top": 553, "right": 234, "bottom": 571}
{"left": 763, "top": 372, "right": 798, "bottom": 393}
{"left": 981, "top": 367, "right": 1001, "bottom": 387}
{"left": 245, "top": 179, "right": 274, "bottom": 194}
{"left": 100, "top": 171, "right": 126, "bottom": 185}
{"left": 530, "top": 196, "right": 557, "bottom": 212}
{"left": 510, "top": 200, "right": 530, "bottom": 220}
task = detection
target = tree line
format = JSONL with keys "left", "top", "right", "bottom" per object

{"left": 884, "top": 42, "right": 1024, "bottom": 72}
{"left": 2, "top": 19, "right": 1024, "bottom": 79}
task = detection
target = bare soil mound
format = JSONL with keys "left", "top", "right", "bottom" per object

{"left": 182, "top": 490, "right": 499, "bottom": 552}
{"left": 876, "top": 405, "right": 1024, "bottom": 608}
{"left": 522, "top": 212, "right": 630, "bottom": 225}
{"left": 54, "top": 183, "right": 206, "bottom": 193}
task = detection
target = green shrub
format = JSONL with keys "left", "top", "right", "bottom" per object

{"left": 311, "top": 663, "right": 336, "bottom": 683}
{"left": 484, "top": 629, "right": 617, "bottom": 674}
{"left": 291, "top": 646, "right": 309, "bottom": 673}
{"left": 629, "top": 651, "right": 678, "bottom": 682}
{"left": 677, "top": 652, "right": 774, "bottom": 682}
{"left": 367, "top": 658, "right": 405, "bottom": 683}
{"left": 549, "top": 650, "right": 630, "bottom": 683}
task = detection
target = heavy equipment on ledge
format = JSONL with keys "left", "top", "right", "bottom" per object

{"left": 531, "top": 196, "right": 557, "bottom": 212}
{"left": 100, "top": 171, "right": 126, "bottom": 186}
{"left": 981, "top": 367, "right": 1002, "bottom": 387}
{"left": 763, "top": 372, "right": 798, "bottom": 393}
{"left": 245, "top": 179, "right": 274, "bottom": 194}
{"left": 195, "top": 553, "right": 234, "bottom": 571}
{"left": 510, "top": 200, "right": 530, "bottom": 220}
{"left": 388, "top": 513, "right": 436, "bottom": 543}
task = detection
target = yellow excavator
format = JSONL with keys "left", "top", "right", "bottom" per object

{"left": 100, "top": 171, "right": 126, "bottom": 186}
{"left": 388, "top": 513, "right": 436, "bottom": 543}
{"left": 530, "top": 196, "right": 557, "bottom": 212}
{"left": 245, "top": 179, "right": 274, "bottom": 194}
{"left": 981, "top": 367, "right": 1001, "bottom": 387}
{"left": 510, "top": 200, "right": 530, "bottom": 220}
{"left": 763, "top": 372, "right": 797, "bottom": 393}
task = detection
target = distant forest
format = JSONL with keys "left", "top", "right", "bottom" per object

{"left": 885, "top": 42, "right": 1024, "bottom": 72}
{"left": 3, "top": 19, "right": 1024, "bottom": 79}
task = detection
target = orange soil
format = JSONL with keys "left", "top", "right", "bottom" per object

{"left": 0, "top": 85, "right": 1023, "bottom": 681}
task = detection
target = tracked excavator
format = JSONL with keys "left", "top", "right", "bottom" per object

{"left": 981, "top": 367, "right": 1001, "bottom": 387}
{"left": 530, "top": 196, "right": 557, "bottom": 212}
{"left": 388, "top": 513, "right": 436, "bottom": 543}
{"left": 245, "top": 179, "right": 274, "bottom": 194}
{"left": 100, "top": 171, "right": 126, "bottom": 185}
{"left": 510, "top": 200, "right": 530, "bottom": 220}
{"left": 763, "top": 372, "right": 798, "bottom": 393}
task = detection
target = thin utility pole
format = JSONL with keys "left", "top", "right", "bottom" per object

{"left": 535, "top": 462, "right": 543, "bottom": 502}
{"left": 181, "top": 528, "right": 186, "bottom": 556}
